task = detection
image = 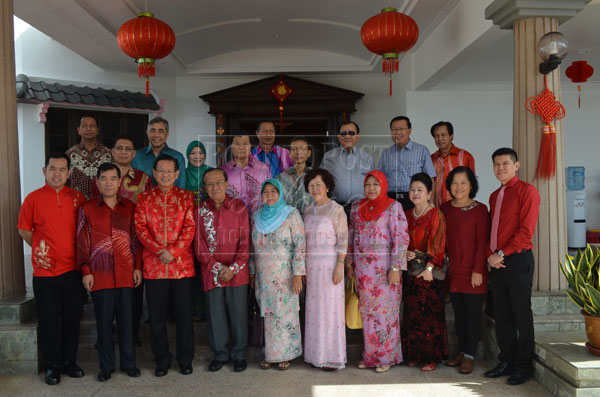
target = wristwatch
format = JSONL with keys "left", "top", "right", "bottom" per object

{"left": 497, "top": 250, "right": 505, "bottom": 258}
{"left": 426, "top": 266, "right": 433, "bottom": 272}
{"left": 391, "top": 267, "right": 400, "bottom": 272}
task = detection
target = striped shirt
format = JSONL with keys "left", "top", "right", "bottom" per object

{"left": 378, "top": 140, "right": 436, "bottom": 192}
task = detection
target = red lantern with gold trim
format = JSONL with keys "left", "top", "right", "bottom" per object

{"left": 117, "top": 12, "right": 176, "bottom": 96}
{"left": 361, "top": 7, "right": 419, "bottom": 96}
{"left": 565, "top": 60, "right": 594, "bottom": 108}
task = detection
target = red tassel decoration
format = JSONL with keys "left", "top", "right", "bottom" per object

{"left": 535, "top": 125, "right": 557, "bottom": 179}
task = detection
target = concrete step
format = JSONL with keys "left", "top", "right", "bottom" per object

{"left": 534, "top": 314, "right": 585, "bottom": 333}
{"left": 0, "top": 294, "right": 36, "bottom": 325}
{"left": 0, "top": 318, "right": 38, "bottom": 374}
{"left": 531, "top": 291, "right": 581, "bottom": 316}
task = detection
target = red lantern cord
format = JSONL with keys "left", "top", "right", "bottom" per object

{"left": 525, "top": 76, "right": 566, "bottom": 179}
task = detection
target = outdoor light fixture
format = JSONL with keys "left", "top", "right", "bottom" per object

{"left": 538, "top": 32, "right": 568, "bottom": 75}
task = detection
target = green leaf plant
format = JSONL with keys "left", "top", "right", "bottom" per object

{"left": 559, "top": 244, "right": 600, "bottom": 316}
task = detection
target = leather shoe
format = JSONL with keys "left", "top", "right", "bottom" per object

{"left": 446, "top": 352, "right": 463, "bottom": 367}
{"left": 233, "top": 359, "right": 247, "bottom": 372}
{"left": 180, "top": 365, "right": 193, "bottom": 375}
{"left": 208, "top": 359, "right": 228, "bottom": 372}
{"left": 44, "top": 366, "right": 61, "bottom": 385}
{"left": 507, "top": 370, "right": 532, "bottom": 385}
{"left": 484, "top": 362, "right": 514, "bottom": 378}
{"left": 97, "top": 371, "right": 111, "bottom": 382}
{"left": 155, "top": 367, "right": 169, "bottom": 377}
{"left": 122, "top": 367, "right": 141, "bottom": 377}
{"left": 459, "top": 357, "right": 474, "bottom": 374}
{"left": 64, "top": 361, "right": 84, "bottom": 378}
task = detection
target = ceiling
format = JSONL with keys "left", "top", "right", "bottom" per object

{"left": 14, "top": 0, "right": 457, "bottom": 75}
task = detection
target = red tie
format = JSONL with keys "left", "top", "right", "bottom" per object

{"left": 490, "top": 185, "right": 506, "bottom": 252}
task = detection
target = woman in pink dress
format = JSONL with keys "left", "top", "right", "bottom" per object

{"left": 303, "top": 169, "right": 348, "bottom": 370}
{"left": 347, "top": 170, "right": 409, "bottom": 373}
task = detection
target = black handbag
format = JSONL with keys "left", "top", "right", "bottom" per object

{"left": 248, "top": 289, "right": 264, "bottom": 347}
{"left": 407, "top": 250, "right": 449, "bottom": 281}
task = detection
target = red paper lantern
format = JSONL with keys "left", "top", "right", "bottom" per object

{"left": 361, "top": 7, "right": 419, "bottom": 95}
{"left": 117, "top": 12, "right": 176, "bottom": 96}
{"left": 565, "top": 60, "right": 594, "bottom": 108}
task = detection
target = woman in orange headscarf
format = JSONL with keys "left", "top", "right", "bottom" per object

{"left": 346, "top": 170, "right": 409, "bottom": 373}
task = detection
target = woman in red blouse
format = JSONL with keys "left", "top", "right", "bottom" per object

{"left": 401, "top": 173, "right": 447, "bottom": 372}
{"left": 440, "top": 166, "right": 490, "bottom": 375}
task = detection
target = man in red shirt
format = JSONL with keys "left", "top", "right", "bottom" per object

{"left": 430, "top": 121, "right": 475, "bottom": 207}
{"left": 17, "top": 152, "right": 87, "bottom": 385}
{"left": 135, "top": 154, "right": 196, "bottom": 377}
{"left": 484, "top": 148, "right": 540, "bottom": 386}
{"left": 195, "top": 168, "right": 250, "bottom": 373}
{"left": 77, "top": 163, "right": 142, "bottom": 381}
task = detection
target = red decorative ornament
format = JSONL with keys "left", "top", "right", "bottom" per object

{"left": 361, "top": 7, "right": 419, "bottom": 96}
{"left": 565, "top": 60, "right": 594, "bottom": 108}
{"left": 270, "top": 75, "right": 293, "bottom": 133}
{"left": 525, "top": 76, "right": 566, "bottom": 179}
{"left": 117, "top": 12, "right": 176, "bottom": 96}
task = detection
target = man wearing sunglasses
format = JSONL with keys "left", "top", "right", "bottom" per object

{"left": 320, "top": 121, "right": 373, "bottom": 213}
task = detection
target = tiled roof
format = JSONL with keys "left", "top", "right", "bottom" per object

{"left": 16, "top": 74, "right": 160, "bottom": 110}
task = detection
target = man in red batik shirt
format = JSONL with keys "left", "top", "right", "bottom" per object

{"left": 18, "top": 152, "right": 87, "bottom": 385}
{"left": 484, "top": 148, "right": 540, "bottom": 386}
{"left": 195, "top": 168, "right": 250, "bottom": 373}
{"left": 77, "top": 163, "right": 142, "bottom": 382}
{"left": 135, "top": 154, "right": 196, "bottom": 377}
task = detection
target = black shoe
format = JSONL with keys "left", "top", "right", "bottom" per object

{"left": 155, "top": 367, "right": 169, "bottom": 377}
{"left": 484, "top": 362, "right": 514, "bottom": 378}
{"left": 134, "top": 336, "right": 142, "bottom": 347}
{"left": 44, "top": 366, "right": 61, "bottom": 385}
{"left": 97, "top": 371, "right": 111, "bottom": 382}
{"left": 122, "top": 367, "right": 141, "bottom": 377}
{"left": 507, "top": 370, "right": 532, "bottom": 385}
{"left": 64, "top": 361, "right": 85, "bottom": 378}
{"left": 208, "top": 359, "right": 228, "bottom": 372}
{"left": 180, "top": 365, "right": 193, "bottom": 375}
{"left": 233, "top": 359, "right": 247, "bottom": 372}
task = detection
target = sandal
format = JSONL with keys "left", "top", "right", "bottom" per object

{"left": 421, "top": 362, "right": 437, "bottom": 372}
{"left": 406, "top": 361, "right": 418, "bottom": 367}
{"left": 278, "top": 361, "right": 291, "bottom": 371}
{"left": 375, "top": 365, "right": 391, "bottom": 373}
{"left": 357, "top": 362, "right": 367, "bottom": 369}
{"left": 260, "top": 360, "right": 272, "bottom": 370}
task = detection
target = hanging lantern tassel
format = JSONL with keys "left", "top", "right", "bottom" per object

{"left": 137, "top": 58, "right": 156, "bottom": 97}
{"left": 278, "top": 104, "right": 284, "bottom": 134}
{"left": 578, "top": 85, "right": 581, "bottom": 108}
{"left": 525, "top": 76, "right": 566, "bottom": 180}
{"left": 383, "top": 53, "right": 399, "bottom": 96}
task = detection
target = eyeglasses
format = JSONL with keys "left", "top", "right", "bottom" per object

{"left": 339, "top": 130, "right": 357, "bottom": 137}
{"left": 114, "top": 146, "right": 134, "bottom": 152}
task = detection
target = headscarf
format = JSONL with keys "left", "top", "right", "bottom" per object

{"left": 358, "top": 170, "right": 396, "bottom": 222}
{"left": 255, "top": 178, "right": 294, "bottom": 234}
{"left": 185, "top": 141, "right": 212, "bottom": 191}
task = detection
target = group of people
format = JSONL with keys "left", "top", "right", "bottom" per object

{"left": 18, "top": 114, "right": 541, "bottom": 388}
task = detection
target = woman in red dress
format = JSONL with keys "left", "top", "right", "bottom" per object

{"left": 401, "top": 173, "right": 447, "bottom": 372}
{"left": 440, "top": 166, "right": 490, "bottom": 374}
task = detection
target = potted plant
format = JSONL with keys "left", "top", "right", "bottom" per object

{"left": 559, "top": 244, "right": 600, "bottom": 355}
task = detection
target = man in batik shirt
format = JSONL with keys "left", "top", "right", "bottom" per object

{"left": 251, "top": 121, "right": 293, "bottom": 177}
{"left": 66, "top": 115, "right": 113, "bottom": 199}
{"left": 223, "top": 130, "right": 271, "bottom": 214}
{"left": 77, "top": 163, "right": 142, "bottom": 382}
{"left": 134, "top": 154, "right": 196, "bottom": 377}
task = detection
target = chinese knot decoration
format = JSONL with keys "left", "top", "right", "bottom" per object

{"left": 565, "top": 60, "right": 594, "bottom": 108}
{"left": 361, "top": 7, "right": 419, "bottom": 96}
{"left": 525, "top": 75, "right": 566, "bottom": 179}
{"left": 270, "top": 75, "right": 293, "bottom": 133}
{"left": 117, "top": 12, "right": 176, "bottom": 96}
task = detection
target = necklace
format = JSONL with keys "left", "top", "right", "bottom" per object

{"left": 413, "top": 204, "right": 430, "bottom": 218}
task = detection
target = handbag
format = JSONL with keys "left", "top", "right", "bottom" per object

{"left": 407, "top": 250, "right": 449, "bottom": 281}
{"left": 345, "top": 277, "right": 363, "bottom": 329}
{"left": 248, "top": 289, "right": 264, "bottom": 347}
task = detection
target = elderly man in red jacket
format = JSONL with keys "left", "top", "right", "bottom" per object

{"left": 135, "top": 154, "right": 196, "bottom": 377}
{"left": 195, "top": 168, "right": 250, "bottom": 373}
{"left": 77, "top": 163, "right": 142, "bottom": 382}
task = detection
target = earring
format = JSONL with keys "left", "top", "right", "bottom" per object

{"left": 327, "top": 189, "right": 329, "bottom": 192}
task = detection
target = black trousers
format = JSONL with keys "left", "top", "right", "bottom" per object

{"left": 145, "top": 277, "right": 194, "bottom": 369}
{"left": 132, "top": 280, "right": 144, "bottom": 340}
{"left": 490, "top": 250, "right": 535, "bottom": 372}
{"left": 449, "top": 292, "right": 485, "bottom": 357}
{"left": 32, "top": 270, "right": 85, "bottom": 368}
{"left": 91, "top": 288, "right": 135, "bottom": 373}
{"left": 206, "top": 285, "right": 248, "bottom": 361}
{"left": 387, "top": 191, "right": 414, "bottom": 211}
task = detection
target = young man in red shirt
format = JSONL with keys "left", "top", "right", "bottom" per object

{"left": 18, "top": 152, "right": 87, "bottom": 385}
{"left": 77, "top": 163, "right": 142, "bottom": 381}
{"left": 484, "top": 148, "right": 540, "bottom": 386}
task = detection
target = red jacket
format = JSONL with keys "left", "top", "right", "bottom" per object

{"left": 194, "top": 196, "right": 250, "bottom": 291}
{"left": 77, "top": 196, "right": 142, "bottom": 290}
{"left": 135, "top": 186, "right": 196, "bottom": 279}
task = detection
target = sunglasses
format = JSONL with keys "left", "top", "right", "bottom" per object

{"left": 339, "top": 130, "right": 357, "bottom": 137}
